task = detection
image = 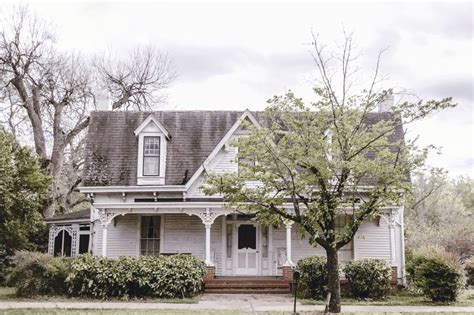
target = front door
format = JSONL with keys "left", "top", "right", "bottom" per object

{"left": 236, "top": 224, "right": 258, "bottom": 275}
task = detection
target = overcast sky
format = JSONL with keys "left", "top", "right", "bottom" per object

{"left": 3, "top": 0, "right": 473, "bottom": 177}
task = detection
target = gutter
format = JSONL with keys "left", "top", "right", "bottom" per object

{"left": 79, "top": 185, "right": 187, "bottom": 193}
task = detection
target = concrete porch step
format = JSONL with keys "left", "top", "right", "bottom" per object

{"left": 204, "top": 288, "right": 291, "bottom": 294}
{"left": 205, "top": 282, "right": 290, "bottom": 289}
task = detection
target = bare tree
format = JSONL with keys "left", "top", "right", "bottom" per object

{"left": 0, "top": 7, "right": 176, "bottom": 217}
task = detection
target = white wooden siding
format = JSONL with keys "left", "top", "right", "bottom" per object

{"left": 355, "top": 219, "right": 391, "bottom": 261}
{"left": 161, "top": 214, "right": 224, "bottom": 276}
{"left": 93, "top": 215, "right": 139, "bottom": 258}
{"left": 188, "top": 144, "right": 237, "bottom": 198}
{"left": 273, "top": 225, "right": 351, "bottom": 265}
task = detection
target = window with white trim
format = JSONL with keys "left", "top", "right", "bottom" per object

{"left": 140, "top": 216, "right": 161, "bottom": 256}
{"left": 143, "top": 136, "right": 161, "bottom": 176}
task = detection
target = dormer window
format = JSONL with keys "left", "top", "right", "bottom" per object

{"left": 135, "top": 114, "right": 170, "bottom": 185}
{"left": 143, "top": 137, "right": 161, "bottom": 176}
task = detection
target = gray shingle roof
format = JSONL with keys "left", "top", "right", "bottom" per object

{"left": 83, "top": 111, "right": 243, "bottom": 186}
{"left": 82, "top": 110, "right": 404, "bottom": 187}
{"left": 45, "top": 209, "right": 90, "bottom": 222}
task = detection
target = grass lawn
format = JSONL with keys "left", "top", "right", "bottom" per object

{"left": 0, "top": 287, "right": 198, "bottom": 304}
{"left": 301, "top": 289, "right": 474, "bottom": 307}
{"left": 0, "top": 288, "right": 14, "bottom": 299}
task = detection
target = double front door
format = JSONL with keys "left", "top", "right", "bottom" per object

{"left": 235, "top": 223, "right": 258, "bottom": 275}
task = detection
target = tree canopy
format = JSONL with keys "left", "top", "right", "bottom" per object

{"left": 0, "top": 128, "right": 51, "bottom": 258}
{"left": 202, "top": 33, "right": 455, "bottom": 313}
{"left": 406, "top": 171, "right": 474, "bottom": 261}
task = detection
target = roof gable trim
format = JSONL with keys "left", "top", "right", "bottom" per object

{"left": 134, "top": 114, "right": 170, "bottom": 140}
{"left": 185, "top": 109, "right": 261, "bottom": 190}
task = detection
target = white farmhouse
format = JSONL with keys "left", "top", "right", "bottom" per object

{"left": 46, "top": 110, "right": 405, "bottom": 293}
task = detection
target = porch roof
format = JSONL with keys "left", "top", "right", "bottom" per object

{"left": 45, "top": 209, "right": 90, "bottom": 223}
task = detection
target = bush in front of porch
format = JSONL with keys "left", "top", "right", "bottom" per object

{"left": 67, "top": 254, "right": 206, "bottom": 299}
{"left": 343, "top": 259, "right": 392, "bottom": 300}
{"left": 297, "top": 256, "right": 328, "bottom": 299}
{"left": 6, "top": 251, "right": 206, "bottom": 299}
{"left": 5, "top": 251, "right": 70, "bottom": 297}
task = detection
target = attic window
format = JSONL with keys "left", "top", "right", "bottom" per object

{"left": 135, "top": 115, "right": 168, "bottom": 185}
{"left": 143, "top": 137, "right": 161, "bottom": 176}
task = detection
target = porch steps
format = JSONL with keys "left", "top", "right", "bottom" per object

{"left": 204, "top": 276, "right": 292, "bottom": 294}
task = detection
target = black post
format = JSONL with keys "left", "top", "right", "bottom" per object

{"left": 293, "top": 270, "right": 300, "bottom": 314}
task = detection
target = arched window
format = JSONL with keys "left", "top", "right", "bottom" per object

{"left": 53, "top": 229, "right": 72, "bottom": 257}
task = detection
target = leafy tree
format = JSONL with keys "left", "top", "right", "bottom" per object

{"left": 406, "top": 171, "right": 474, "bottom": 261}
{"left": 0, "top": 128, "right": 51, "bottom": 281}
{"left": 0, "top": 6, "right": 176, "bottom": 216}
{"left": 202, "top": 33, "right": 455, "bottom": 313}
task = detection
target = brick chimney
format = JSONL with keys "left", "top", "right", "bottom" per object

{"left": 378, "top": 94, "right": 394, "bottom": 112}
{"left": 96, "top": 91, "right": 112, "bottom": 111}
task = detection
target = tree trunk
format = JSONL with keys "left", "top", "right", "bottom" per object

{"left": 326, "top": 247, "right": 341, "bottom": 313}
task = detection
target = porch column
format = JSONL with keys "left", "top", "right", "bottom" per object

{"left": 195, "top": 208, "right": 220, "bottom": 267}
{"left": 48, "top": 225, "right": 56, "bottom": 255}
{"left": 283, "top": 221, "right": 295, "bottom": 266}
{"left": 102, "top": 226, "right": 108, "bottom": 257}
{"left": 98, "top": 209, "right": 121, "bottom": 258}
{"left": 205, "top": 223, "right": 212, "bottom": 266}
{"left": 388, "top": 212, "right": 397, "bottom": 265}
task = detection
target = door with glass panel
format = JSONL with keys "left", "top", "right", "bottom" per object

{"left": 235, "top": 223, "right": 258, "bottom": 275}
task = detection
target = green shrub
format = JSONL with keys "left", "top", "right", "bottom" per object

{"left": 408, "top": 247, "right": 464, "bottom": 302}
{"left": 296, "top": 256, "right": 328, "bottom": 299}
{"left": 466, "top": 257, "right": 474, "bottom": 286}
{"left": 343, "top": 259, "right": 391, "bottom": 299}
{"left": 67, "top": 254, "right": 206, "bottom": 299}
{"left": 5, "top": 251, "right": 70, "bottom": 297}
{"left": 0, "top": 245, "right": 8, "bottom": 284}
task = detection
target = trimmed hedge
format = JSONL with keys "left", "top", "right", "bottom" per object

{"left": 66, "top": 254, "right": 206, "bottom": 299}
{"left": 6, "top": 252, "right": 206, "bottom": 299}
{"left": 407, "top": 247, "right": 464, "bottom": 302}
{"left": 297, "top": 256, "right": 328, "bottom": 299}
{"left": 6, "top": 251, "right": 70, "bottom": 297}
{"left": 343, "top": 259, "right": 391, "bottom": 299}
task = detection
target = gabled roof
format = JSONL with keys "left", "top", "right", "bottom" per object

{"left": 134, "top": 114, "right": 170, "bottom": 139}
{"left": 82, "top": 110, "right": 404, "bottom": 187}
{"left": 83, "top": 110, "right": 244, "bottom": 186}
{"left": 185, "top": 110, "right": 261, "bottom": 189}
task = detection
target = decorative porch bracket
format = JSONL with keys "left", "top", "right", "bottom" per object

{"left": 283, "top": 220, "right": 295, "bottom": 267}
{"left": 187, "top": 208, "right": 231, "bottom": 267}
{"left": 97, "top": 209, "right": 126, "bottom": 257}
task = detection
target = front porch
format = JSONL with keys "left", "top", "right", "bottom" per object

{"left": 89, "top": 206, "right": 299, "bottom": 277}
{"left": 46, "top": 203, "right": 403, "bottom": 284}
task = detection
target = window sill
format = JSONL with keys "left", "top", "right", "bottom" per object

{"left": 137, "top": 176, "right": 165, "bottom": 185}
